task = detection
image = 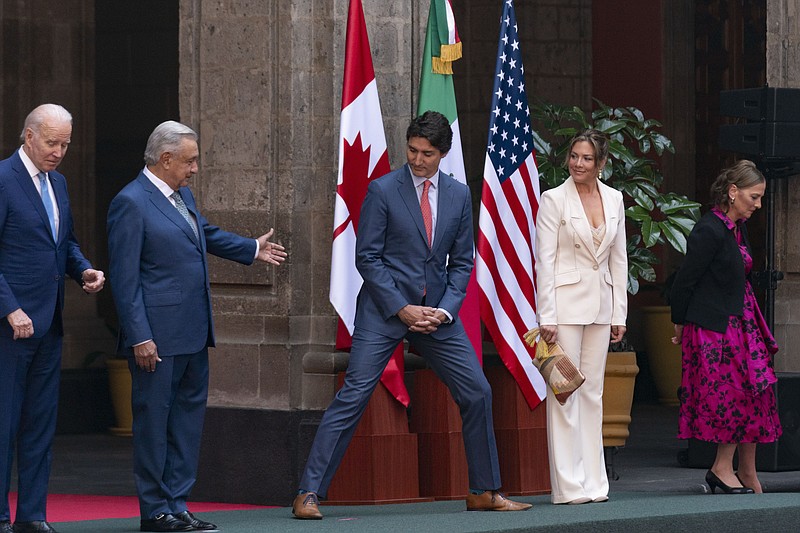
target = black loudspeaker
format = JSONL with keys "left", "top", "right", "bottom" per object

{"left": 720, "top": 87, "right": 800, "bottom": 122}
{"left": 683, "top": 372, "right": 800, "bottom": 472}
{"left": 718, "top": 122, "right": 800, "bottom": 158}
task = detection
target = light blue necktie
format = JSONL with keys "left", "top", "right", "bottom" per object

{"left": 37, "top": 172, "right": 57, "bottom": 240}
{"left": 170, "top": 191, "right": 199, "bottom": 239}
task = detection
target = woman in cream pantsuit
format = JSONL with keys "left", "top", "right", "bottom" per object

{"left": 535, "top": 129, "right": 628, "bottom": 504}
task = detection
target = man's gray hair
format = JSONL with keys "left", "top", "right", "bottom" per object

{"left": 144, "top": 121, "right": 198, "bottom": 166}
{"left": 19, "top": 104, "right": 73, "bottom": 142}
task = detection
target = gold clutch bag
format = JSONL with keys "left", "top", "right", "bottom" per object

{"left": 523, "top": 327, "right": 585, "bottom": 405}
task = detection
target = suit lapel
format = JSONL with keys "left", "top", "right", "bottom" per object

{"left": 431, "top": 171, "right": 453, "bottom": 255}
{"left": 397, "top": 166, "right": 431, "bottom": 250}
{"left": 140, "top": 175, "right": 201, "bottom": 249}
{"left": 565, "top": 178, "right": 595, "bottom": 255}
{"left": 12, "top": 154, "right": 54, "bottom": 242}
{"left": 594, "top": 182, "right": 618, "bottom": 257}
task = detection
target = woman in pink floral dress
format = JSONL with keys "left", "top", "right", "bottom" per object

{"left": 670, "top": 160, "right": 781, "bottom": 494}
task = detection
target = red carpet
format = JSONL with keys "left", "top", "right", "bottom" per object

{"left": 8, "top": 493, "right": 272, "bottom": 522}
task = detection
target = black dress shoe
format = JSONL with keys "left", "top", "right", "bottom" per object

{"left": 13, "top": 522, "right": 59, "bottom": 533}
{"left": 705, "top": 470, "right": 754, "bottom": 494}
{"left": 140, "top": 513, "right": 193, "bottom": 532}
{"left": 175, "top": 511, "right": 218, "bottom": 531}
{"left": 1, "top": 521, "right": 13, "bottom": 533}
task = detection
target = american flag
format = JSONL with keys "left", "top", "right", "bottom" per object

{"left": 476, "top": 0, "right": 546, "bottom": 409}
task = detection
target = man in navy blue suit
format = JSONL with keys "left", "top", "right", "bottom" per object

{"left": 107, "top": 121, "right": 286, "bottom": 532}
{"left": 0, "top": 104, "right": 105, "bottom": 533}
{"left": 292, "top": 111, "right": 532, "bottom": 519}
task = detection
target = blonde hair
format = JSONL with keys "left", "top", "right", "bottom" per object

{"left": 709, "top": 160, "right": 765, "bottom": 209}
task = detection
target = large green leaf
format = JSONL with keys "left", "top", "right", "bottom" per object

{"left": 659, "top": 222, "right": 688, "bottom": 254}
{"left": 641, "top": 218, "right": 661, "bottom": 248}
{"left": 625, "top": 205, "right": 652, "bottom": 223}
{"left": 665, "top": 214, "right": 698, "bottom": 235}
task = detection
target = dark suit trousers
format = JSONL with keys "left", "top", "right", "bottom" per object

{"left": 299, "top": 326, "right": 502, "bottom": 497}
{"left": 129, "top": 349, "right": 209, "bottom": 519}
{"left": 0, "top": 324, "right": 61, "bottom": 522}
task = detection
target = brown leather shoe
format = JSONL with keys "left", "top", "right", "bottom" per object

{"left": 466, "top": 491, "right": 532, "bottom": 511}
{"left": 292, "top": 492, "right": 323, "bottom": 519}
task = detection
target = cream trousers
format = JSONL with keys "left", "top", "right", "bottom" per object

{"left": 546, "top": 323, "right": 610, "bottom": 503}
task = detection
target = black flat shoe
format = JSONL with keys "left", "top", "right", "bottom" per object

{"left": 705, "top": 470, "right": 754, "bottom": 494}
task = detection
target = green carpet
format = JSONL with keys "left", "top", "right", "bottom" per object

{"left": 50, "top": 492, "right": 800, "bottom": 532}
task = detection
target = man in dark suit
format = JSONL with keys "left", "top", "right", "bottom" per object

{"left": 292, "top": 111, "right": 531, "bottom": 519}
{"left": 107, "top": 121, "right": 286, "bottom": 533}
{"left": 0, "top": 104, "right": 105, "bottom": 533}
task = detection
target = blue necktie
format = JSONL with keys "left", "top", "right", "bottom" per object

{"left": 171, "top": 191, "right": 199, "bottom": 239}
{"left": 37, "top": 172, "right": 57, "bottom": 240}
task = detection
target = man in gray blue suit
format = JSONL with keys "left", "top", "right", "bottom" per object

{"left": 107, "top": 121, "right": 286, "bottom": 533}
{"left": 292, "top": 111, "right": 531, "bottom": 519}
{"left": 0, "top": 104, "right": 105, "bottom": 533}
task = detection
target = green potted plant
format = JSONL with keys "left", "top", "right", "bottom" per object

{"left": 530, "top": 100, "right": 702, "bottom": 423}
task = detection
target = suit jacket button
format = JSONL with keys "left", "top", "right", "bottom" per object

{"left": 592, "top": 265, "right": 599, "bottom": 270}
{"left": 575, "top": 243, "right": 580, "bottom": 248}
{"left": 561, "top": 220, "right": 566, "bottom": 225}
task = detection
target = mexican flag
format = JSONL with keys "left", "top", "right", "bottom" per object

{"left": 417, "top": 0, "right": 483, "bottom": 360}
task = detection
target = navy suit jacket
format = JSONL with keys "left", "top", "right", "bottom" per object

{"left": 0, "top": 150, "right": 91, "bottom": 338}
{"left": 353, "top": 165, "right": 474, "bottom": 340}
{"left": 107, "top": 172, "right": 257, "bottom": 356}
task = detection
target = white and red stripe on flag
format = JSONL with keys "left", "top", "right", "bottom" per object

{"left": 476, "top": 0, "right": 547, "bottom": 409}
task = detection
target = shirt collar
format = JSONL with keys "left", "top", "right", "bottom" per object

{"left": 18, "top": 147, "right": 43, "bottom": 179}
{"left": 711, "top": 205, "right": 742, "bottom": 230}
{"left": 409, "top": 165, "right": 439, "bottom": 190}
{"left": 143, "top": 166, "right": 178, "bottom": 198}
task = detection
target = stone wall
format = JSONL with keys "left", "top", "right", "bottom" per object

{"left": 767, "top": 0, "right": 800, "bottom": 372}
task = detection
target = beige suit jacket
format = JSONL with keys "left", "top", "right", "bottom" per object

{"left": 535, "top": 176, "right": 628, "bottom": 326}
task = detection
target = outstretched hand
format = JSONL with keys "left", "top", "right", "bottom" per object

{"left": 256, "top": 228, "right": 287, "bottom": 265}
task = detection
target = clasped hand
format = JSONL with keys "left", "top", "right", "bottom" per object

{"left": 82, "top": 268, "right": 105, "bottom": 293}
{"left": 397, "top": 305, "right": 445, "bottom": 334}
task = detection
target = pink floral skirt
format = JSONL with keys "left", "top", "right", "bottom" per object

{"left": 677, "top": 283, "right": 782, "bottom": 443}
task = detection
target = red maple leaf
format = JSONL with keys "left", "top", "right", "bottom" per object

{"left": 334, "top": 132, "right": 390, "bottom": 239}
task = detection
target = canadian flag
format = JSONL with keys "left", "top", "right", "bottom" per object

{"left": 330, "top": 0, "right": 408, "bottom": 405}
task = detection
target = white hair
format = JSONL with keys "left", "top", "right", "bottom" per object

{"left": 143, "top": 121, "right": 198, "bottom": 166}
{"left": 19, "top": 104, "right": 73, "bottom": 141}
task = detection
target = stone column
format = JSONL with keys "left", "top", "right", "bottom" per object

{"left": 767, "top": 0, "right": 800, "bottom": 372}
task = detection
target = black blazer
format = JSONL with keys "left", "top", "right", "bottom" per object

{"left": 670, "top": 210, "right": 749, "bottom": 333}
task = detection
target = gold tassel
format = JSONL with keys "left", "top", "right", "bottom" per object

{"left": 439, "top": 42, "right": 462, "bottom": 62}
{"left": 431, "top": 56, "right": 454, "bottom": 75}
{"left": 522, "top": 326, "right": 555, "bottom": 362}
